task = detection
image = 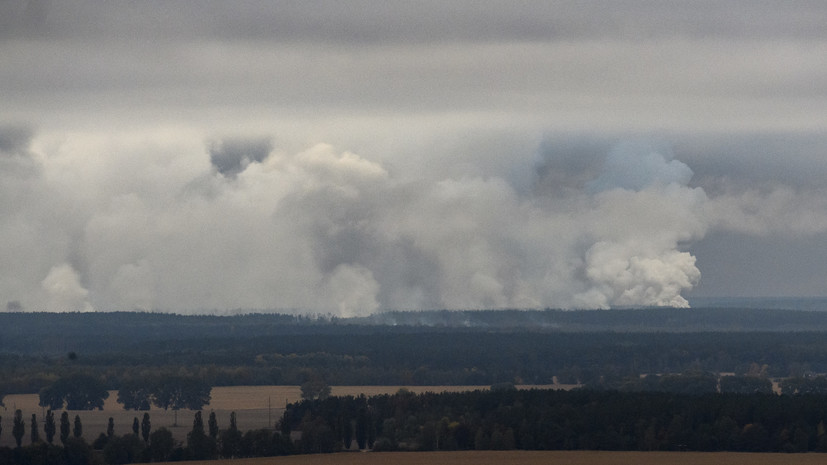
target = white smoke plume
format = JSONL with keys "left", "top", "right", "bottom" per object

{"left": 41, "top": 263, "right": 94, "bottom": 312}
{"left": 0, "top": 126, "right": 723, "bottom": 314}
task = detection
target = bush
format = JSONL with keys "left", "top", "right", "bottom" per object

{"left": 103, "top": 434, "right": 145, "bottom": 465}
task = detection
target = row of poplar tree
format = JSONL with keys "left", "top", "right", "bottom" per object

{"left": 0, "top": 408, "right": 295, "bottom": 464}
{"left": 2, "top": 410, "right": 88, "bottom": 448}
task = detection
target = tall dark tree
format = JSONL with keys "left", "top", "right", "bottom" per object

{"left": 73, "top": 415, "right": 82, "bottom": 439}
{"left": 208, "top": 411, "right": 219, "bottom": 439}
{"left": 280, "top": 409, "right": 291, "bottom": 436}
{"left": 12, "top": 409, "right": 24, "bottom": 447}
{"left": 220, "top": 411, "right": 242, "bottom": 458}
{"left": 44, "top": 409, "right": 56, "bottom": 444}
{"left": 187, "top": 411, "right": 216, "bottom": 460}
{"left": 342, "top": 415, "right": 353, "bottom": 449}
{"left": 107, "top": 417, "right": 115, "bottom": 438}
{"left": 132, "top": 417, "right": 140, "bottom": 436}
{"left": 192, "top": 411, "right": 204, "bottom": 435}
{"left": 141, "top": 412, "right": 151, "bottom": 444}
{"left": 60, "top": 411, "right": 70, "bottom": 444}
{"left": 355, "top": 407, "right": 368, "bottom": 449}
{"left": 30, "top": 413, "right": 39, "bottom": 444}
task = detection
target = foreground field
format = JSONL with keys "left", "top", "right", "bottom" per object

{"left": 149, "top": 450, "right": 827, "bottom": 465}
{"left": 0, "top": 385, "right": 559, "bottom": 448}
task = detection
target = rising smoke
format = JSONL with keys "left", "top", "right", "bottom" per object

{"left": 0, "top": 129, "right": 759, "bottom": 314}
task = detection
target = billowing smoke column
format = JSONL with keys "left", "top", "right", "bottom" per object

{"left": 537, "top": 139, "right": 706, "bottom": 308}
{"left": 0, "top": 129, "right": 708, "bottom": 314}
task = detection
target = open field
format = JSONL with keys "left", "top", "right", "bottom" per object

{"left": 147, "top": 450, "right": 827, "bottom": 465}
{"left": 0, "top": 385, "right": 560, "bottom": 448}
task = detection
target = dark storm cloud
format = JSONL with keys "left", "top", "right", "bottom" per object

{"left": 672, "top": 132, "right": 827, "bottom": 193}
{"left": 532, "top": 135, "right": 612, "bottom": 196}
{"left": 208, "top": 137, "right": 272, "bottom": 177}
{"left": 688, "top": 231, "right": 827, "bottom": 298}
{"left": 0, "top": 124, "right": 33, "bottom": 155}
{"left": 533, "top": 135, "right": 692, "bottom": 195}
{"left": 0, "top": 124, "right": 38, "bottom": 179}
{"left": 535, "top": 131, "right": 827, "bottom": 196}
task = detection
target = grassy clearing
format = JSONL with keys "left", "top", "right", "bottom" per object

{"left": 146, "top": 450, "right": 827, "bottom": 465}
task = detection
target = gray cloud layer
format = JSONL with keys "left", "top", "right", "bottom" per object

{"left": 5, "top": 1, "right": 827, "bottom": 42}
{"left": 4, "top": 1, "right": 827, "bottom": 133}
{"left": 2, "top": 2, "right": 827, "bottom": 313}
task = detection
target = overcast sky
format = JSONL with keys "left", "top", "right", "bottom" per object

{"left": 1, "top": 1, "right": 827, "bottom": 314}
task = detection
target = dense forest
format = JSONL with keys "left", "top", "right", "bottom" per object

{"left": 288, "top": 388, "right": 827, "bottom": 454}
{"left": 4, "top": 308, "right": 827, "bottom": 463}
{"left": 6, "top": 329, "right": 827, "bottom": 394}
{"left": 7, "top": 386, "right": 827, "bottom": 465}
{"left": 5, "top": 309, "right": 827, "bottom": 395}
{"left": 6, "top": 307, "right": 827, "bottom": 356}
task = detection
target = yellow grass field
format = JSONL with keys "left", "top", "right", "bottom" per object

{"left": 0, "top": 385, "right": 559, "bottom": 448}
{"left": 146, "top": 450, "right": 827, "bottom": 465}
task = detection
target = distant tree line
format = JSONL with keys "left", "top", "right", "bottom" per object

{"left": 117, "top": 375, "right": 211, "bottom": 412}
{"left": 39, "top": 375, "right": 110, "bottom": 410}
{"left": 589, "top": 369, "right": 775, "bottom": 394}
{"left": 10, "top": 330, "right": 827, "bottom": 398}
{"left": 0, "top": 408, "right": 95, "bottom": 464}
{"left": 8, "top": 309, "right": 827, "bottom": 356}
{"left": 7, "top": 385, "right": 827, "bottom": 463}
{"left": 35, "top": 373, "right": 211, "bottom": 414}
{"left": 591, "top": 370, "right": 827, "bottom": 397}
{"left": 0, "top": 408, "right": 293, "bottom": 465}
{"left": 288, "top": 387, "right": 827, "bottom": 454}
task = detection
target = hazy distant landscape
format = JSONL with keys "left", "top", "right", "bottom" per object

{"left": 687, "top": 297, "right": 827, "bottom": 311}
{"left": 7, "top": 300, "right": 827, "bottom": 356}
{"left": 5, "top": 1, "right": 827, "bottom": 463}
{"left": 5, "top": 305, "right": 827, "bottom": 462}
